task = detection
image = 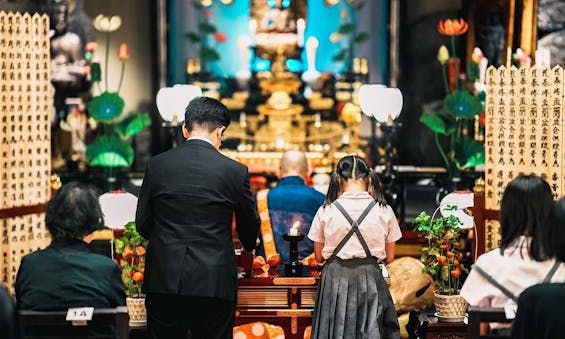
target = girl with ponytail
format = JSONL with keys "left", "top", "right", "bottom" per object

{"left": 308, "top": 155, "right": 401, "bottom": 338}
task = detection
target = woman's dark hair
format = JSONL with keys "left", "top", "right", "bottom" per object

{"left": 45, "top": 182, "right": 105, "bottom": 242}
{"left": 545, "top": 197, "right": 565, "bottom": 262}
{"left": 325, "top": 155, "right": 386, "bottom": 206}
{"left": 499, "top": 174, "right": 553, "bottom": 261}
{"left": 184, "top": 96, "right": 231, "bottom": 133}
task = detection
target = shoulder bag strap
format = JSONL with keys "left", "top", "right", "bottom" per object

{"left": 543, "top": 261, "right": 562, "bottom": 283}
{"left": 472, "top": 264, "right": 518, "bottom": 303}
{"left": 333, "top": 200, "right": 377, "bottom": 259}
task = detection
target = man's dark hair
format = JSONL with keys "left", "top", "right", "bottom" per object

{"left": 184, "top": 96, "right": 231, "bottom": 133}
{"left": 45, "top": 181, "right": 105, "bottom": 242}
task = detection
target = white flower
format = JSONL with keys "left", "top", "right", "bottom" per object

{"left": 93, "top": 14, "right": 122, "bottom": 32}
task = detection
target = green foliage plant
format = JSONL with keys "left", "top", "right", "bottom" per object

{"left": 113, "top": 222, "right": 148, "bottom": 298}
{"left": 413, "top": 210, "right": 468, "bottom": 295}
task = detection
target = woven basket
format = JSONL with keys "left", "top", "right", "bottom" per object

{"left": 126, "top": 297, "right": 147, "bottom": 323}
{"left": 433, "top": 291, "right": 468, "bottom": 319}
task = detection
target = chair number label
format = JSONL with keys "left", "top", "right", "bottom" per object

{"left": 66, "top": 307, "right": 94, "bottom": 321}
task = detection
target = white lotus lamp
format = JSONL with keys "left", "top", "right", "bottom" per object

{"left": 358, "top": 85, "right": 403, "bottom": 123}
{"left": 99, "top": 191, "right": 138, "bottom": 229}
{"left": 156, "top": 84, "right": 202, "bottom": 125}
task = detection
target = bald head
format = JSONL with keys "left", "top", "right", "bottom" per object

{"left": 280, "top": 150, "right": 308, "bottom": 178}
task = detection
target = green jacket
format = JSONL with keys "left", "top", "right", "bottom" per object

{"left": 15, "top": 239, "right": 125, "bottom": 310}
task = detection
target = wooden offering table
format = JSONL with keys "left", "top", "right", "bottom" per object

{"left": 235, "top": 265, "right": 320, "bottom": 339}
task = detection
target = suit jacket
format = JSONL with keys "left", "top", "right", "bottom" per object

{"left": 15, "top": 239, "right": 125, "bottom": 310}
{"left": 136, "top": 139, "right": 260, "bottom": 301}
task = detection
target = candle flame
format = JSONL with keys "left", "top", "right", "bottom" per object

{"left": 291, "top": 221, "right": 301, "bottom": 229}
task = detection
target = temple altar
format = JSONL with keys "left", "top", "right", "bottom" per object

{"left": 236, "top": 275, "right": 318, "bottom": 339}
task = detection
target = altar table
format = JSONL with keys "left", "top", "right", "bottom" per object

{"left": 236, "top": 274, "right": 319, "bottom": 339}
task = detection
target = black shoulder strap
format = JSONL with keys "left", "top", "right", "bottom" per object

{"left": 543, "top": 261, "right": 562, "bottom": 283}
{"left": 331, "top": 200, "right": 377, "bottom": 260}
{"left": 472, "top": 264, "right": 518, "bottom": 303}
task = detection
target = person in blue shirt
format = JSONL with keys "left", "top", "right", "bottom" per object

{"left": 257, "top": 150, "right": 325, "bottom": 263}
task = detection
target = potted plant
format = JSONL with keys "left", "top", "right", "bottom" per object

{"left": 420, "top": 18, "right": 485, "bottom": 183}
{"left": 114, "top": 221, "right": 148, "bottom": 325}
{"left": 413, "top": 210, "right": 468, "bottom": 320}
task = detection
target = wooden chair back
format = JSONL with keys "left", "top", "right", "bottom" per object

{"left": 467, "top": 306, "right": 512, "bottom": 339}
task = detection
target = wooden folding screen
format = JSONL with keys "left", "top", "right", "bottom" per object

{"left": 0, "top": 12, "right": 52, "bottom": 291}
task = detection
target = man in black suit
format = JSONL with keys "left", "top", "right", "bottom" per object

{"left": 136, "top": 97, "right": 260, "bottom": 339}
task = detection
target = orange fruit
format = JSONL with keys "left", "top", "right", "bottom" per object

{"left": 132, "top": 271, "right": 144, "bottom": 282}
{"left": 135, "top": 246, "right": 146, "bottom": 256}
{"left": 267, "top": 253, "right": 281, "bottom": 268}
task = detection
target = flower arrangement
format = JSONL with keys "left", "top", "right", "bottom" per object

{"left": 420, "top": 18, "right": 485, "bottom": 180}
{"left": 413, "top": 211, "right": 467, "bottom": 295}
{"left": 114, "top": 222, "right": 147, "bottom": 298}
{"left": 185, "top": 2, "right": 228, "bottom": 73}
{"left": 329, "top": 0, "right": 369, "bottom": 72}
{"left": 85, "top": 14, "right": 151, "bottom": 172}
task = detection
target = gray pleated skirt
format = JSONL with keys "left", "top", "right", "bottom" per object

{"left": 311, "top": 257, "right": 400, "bottom": 339}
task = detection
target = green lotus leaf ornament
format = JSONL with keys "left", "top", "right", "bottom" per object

{"left": 444, "top": 90, "right": 483, "bottom": 119}
{"left": 453, "top": 135, "right": 485, "bottom": 169}
{"left": 444, "top": 90, "right": 483, "bottom": 118}
{"left": 115, "top": 113, "right": 152, "bottom": 138}
{"left": 86, "top": 134, "right": 134, "bottom": 167}
{"left": 87, "top": 91, "right": 125, "bottom": 123}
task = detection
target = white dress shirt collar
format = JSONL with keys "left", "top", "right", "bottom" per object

{"left": 186, "top": 136, "right": 214, "bottom": 147}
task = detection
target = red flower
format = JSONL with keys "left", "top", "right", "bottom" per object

{"left": 85, "top": 42, "right": 98, "bottom": 52}
{"left": 478, "top": 111, "right": 486, "bottom": 127}
{"left": 118, "top": 43, "right": 130, "bottom": 60}
{"left": 437, "top": 18, "right": 468, "bottom": 36}
{"left": 204, "top": 10, "right": 213, "bottom": 19}
{"left": 214, "top": 32, "right": 227, "bottom": 43}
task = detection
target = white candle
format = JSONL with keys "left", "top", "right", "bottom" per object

{"left": 297, "top": 18, "right": 305, "bottom": 47}
{"left": 535, "top": 48, "right": 551, "bottom": 68}
{"left": 301, "top": 36, "right": 321, "bottom": 87}
{"left": 237, "top": 35, "right": 251, "bottom": 72}
{"left": 289, "top": 221, "right": 300, "bottom": 236}
{"left": 249, "top": 19, "right": 257, "bottom": 46}
{"left": 543, "top": 48, "right": 551, "bottom": 67}
{"left": 535, "top": 49, "right": 543, "bottom": 67}
{"left": 275, "top": 137, "right": 285, "bottom": 150}
{"left": 305, "top": 36, "right": 319, "bottom": 72}
{"left": 478, "top": 58, "right": 488, "bottom": 84}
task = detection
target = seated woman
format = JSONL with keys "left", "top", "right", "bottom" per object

{"left": 15, "top": 181, "right": 125, "bottom": 310}
{"left": 460, "top": 174, "right": 565, "bottom": 332}
{"left": 511, "top": 197, "right": 565, "bottom": 339}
